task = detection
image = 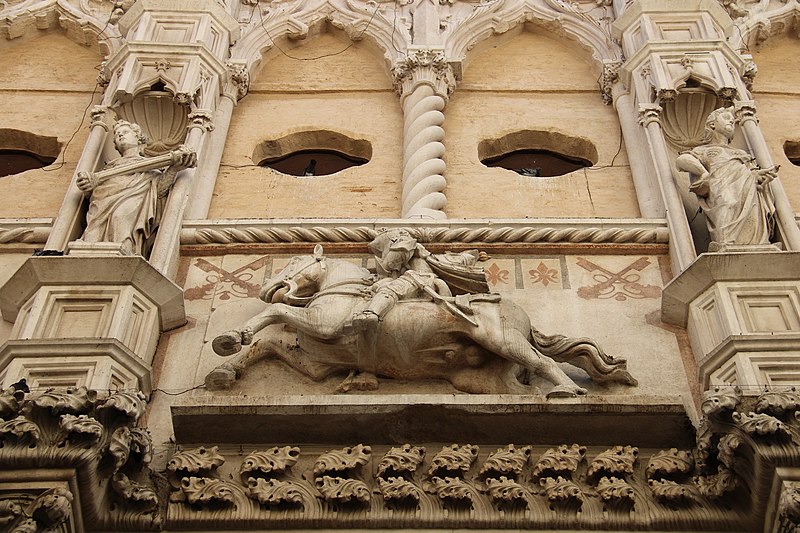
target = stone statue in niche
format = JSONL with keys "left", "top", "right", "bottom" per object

{"left": 676, "top": 107, "right": 777, "bottom": 250}
{"left": 75, "top": 120, "right": 196, "bottom": 256}
{"left": 207, "top": 231, "right": 638, "bottom": 398}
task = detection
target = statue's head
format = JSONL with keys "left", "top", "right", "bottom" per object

{"left": 112, "top": 120, "right": 147, "bottom": 153}
{"left": 370, "top": 229, "right": 417, "bottom": 275}
{"left": 703, "top": 107, "right": 736, "bottom": 143}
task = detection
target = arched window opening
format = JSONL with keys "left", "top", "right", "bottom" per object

{"left": 253, "top": 130, "right": 372, "bottom": 177}
{"left": 479, "top": 130, "right": 598, "bottom": 177}
{"left": 785, "top": 141, "right": 800, "bottom": 166}
{"left": 482, "top": 149, "right": 592, "bottom": 177}
{"left": 0, "top": 129, "right": 61, "bottom": 177}
{"left": 259, "top": 149, "right": 368, "bottom": 177}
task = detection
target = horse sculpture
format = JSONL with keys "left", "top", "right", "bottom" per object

{"left": 208, "top": 246, "right": 638, "bottom": 398}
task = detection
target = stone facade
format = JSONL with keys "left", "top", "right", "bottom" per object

{"left": 1, "top": 0, "right": 800, "bottom": 531}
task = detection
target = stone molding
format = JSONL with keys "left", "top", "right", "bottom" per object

{"left": 0, "top": 387, "right": 161, "bottom": 532}
{"left": 0, "top": 256, "right": 185, "bottom": 330}
{"left": 179, "top": 218, "right": 670, "bottom": 246}
{"left": 162, "top": 386, "right": 800, "bottom": 530}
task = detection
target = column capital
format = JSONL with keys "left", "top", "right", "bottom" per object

{"left": 187, "top": 110, "right": 215, "bottom": 133}
{"left": 601, "top": 60, "right": 623, "bottom": 105}
{"left": 734, "top": 100, "right": 758, "bottom": 124}
{"left": 392, "top": 47, "right": 456, "bottom": 101}
{"left": 638, "top": 104, "right": 663, "bottom": 127}
{"left": 225, "top": 61, "right": 250, "bottom": 103}
{"left": 89, "top": 105, "right": 112, "bottom": 132}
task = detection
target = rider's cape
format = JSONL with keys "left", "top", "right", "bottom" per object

{"left": 424, "top": 252, "right": 490, "bottom": 295}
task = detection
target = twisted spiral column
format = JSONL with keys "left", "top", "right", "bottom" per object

{"left": 393, "top": 48, "right": 456, "bottom": 219}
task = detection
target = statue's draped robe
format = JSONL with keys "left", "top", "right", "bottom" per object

{"left": 81, "top": 154, "right": 162, "bottom": 255}
{"left": 686, "top": 144, "right": 775, "bottom": 245}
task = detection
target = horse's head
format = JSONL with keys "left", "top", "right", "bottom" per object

{"left": 260, "top": 245, "right": 327, "bottom": 305}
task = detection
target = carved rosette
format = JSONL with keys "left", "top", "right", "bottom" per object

{"left": 0, "top": 387, "right": 160, "bottom": 530}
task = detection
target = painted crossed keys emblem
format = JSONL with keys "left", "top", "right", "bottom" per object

{"left": 184, "top": 257, "right": 270, "bottom": 301}
{"left": 575, "top": 257, "right": 661, "bottom": 301}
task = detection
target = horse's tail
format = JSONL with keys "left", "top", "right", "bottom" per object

{"left": 530, "top": 326, "right": 638, "bottom": 386}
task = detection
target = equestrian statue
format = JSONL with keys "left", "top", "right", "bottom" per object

{"left": 208, "top": 229, "right": 638, "bottom": 398}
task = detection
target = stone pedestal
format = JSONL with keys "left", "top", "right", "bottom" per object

{"left": 0, "top": 256, "right": 185, "bottom": 395}
{"left": 662, "top": 251, "right": 800, "bottom": 392}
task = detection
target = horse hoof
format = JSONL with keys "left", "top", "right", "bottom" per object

{"left": 212, "top": 331, "right": 242, "bottom": 356}
{"left": 205, "top": 366, "right": 237, "bottom": 390}
{"left": 546, "top": 385, "right": 587, "bottom": 399}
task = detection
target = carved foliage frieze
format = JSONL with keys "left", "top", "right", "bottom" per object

{"left": 0, "top": 387, "right": 159, "bottom": 531}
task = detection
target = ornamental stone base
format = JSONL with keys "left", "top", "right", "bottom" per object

{"left": 0, "top": 256, "right": 185, "bottom": 395}
{"left": 662, "top": 251, "right": 800, "bottom": 392}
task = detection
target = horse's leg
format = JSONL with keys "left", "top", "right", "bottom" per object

{"left": 206, "top": 332, "right": 284, "bottom": 390}
{"left": 213, "top": 304, "right": 335, "bottom": 356}
{"left": 478, "top": 326, "right": 587, "bottom": 398}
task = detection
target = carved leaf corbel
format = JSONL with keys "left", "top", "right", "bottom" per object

{"left": 59, "top": 414, "right": 104, "bottom": 447}
{"left": 732, "top": 411, "right": 791, "bottom": 438}
{"left": 479, "top": 444, "right": 531, "bottom": 477}
{"left": 532, "top": 444, "right": 586, "bottom": 478}
{"left": 180, "top": 477, "right": 237, "bottom": 506}
{"left": 99, "top": 391, "right": 147, "bottom": 421}
{"left": 0, "top": 388, "right": 25, "bottom": 419}
{"left": 111, "top": 473, "right": 159, "bottom": 511}
{"left": 427, "top": 444, "right": 479, "bottom": 476}
{"left": 756, "top": 388, "right": 800, "bottom": 416}
{"left": 779, "top": 481, "right": 800, "bottom": 526}
{"left": 0, "top": 416, "right": 40, "bottom": 445}
{"left": 314, "top": 476, "right": 371, "bottom": 504}
{"left": 167, "top": 446, "right": 226, "bottom": 485}
{"left": 648, "top": 479, "right": 698, "bottom": 505}
{"left": 376, "top": 444, "right": 425, "bottom": 477}
{"left": 426, "top": 476, "right": 476, "bottom": 504}
{"left": 33, "top": 386, "right": 97, "bottom": 415}
{"left": 313, "top": 445, "right": 371, "bottom": 476}
{"left": 540, "top": 476, "right": 584, "bottom": 513}
{"left": 247, "top": 478, "right": 304, "bottom": 507}
{"left": 240, "top": 446, "right": 300, "bottom": 481}
{"left": 701, "top": 386, "right": 741, "bottom": 417}
{"left": 0, "top": 500, "right": 23, "bottom": 526}
{"left": 108, "top": 426, "right": 132, "bottom": 472}
{"left": 717, "top": 433, "right": 742, "bottom": 470}
{"left": 376, "top": 476, "right": 421, "bottom": 504}
{"left": 484, "top": 476, "right": 528, "bottom": 505}
{"left": 694, "top": 467, "right": 738, "bottom": 499}
{"left": 28, "top": 488, "right": 73, "bottom": 530}
{"left": 596, "top": 476, "right": 635, "bottom": 512}
{"left": 587, "top": 446, "right": 639, "bottom": 480}
{"left": 646, "top": 448, "right": 695, "bottom": 479}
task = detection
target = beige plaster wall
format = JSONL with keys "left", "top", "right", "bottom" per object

{"left": 210, "top": 33, "right": 403, "bottom": 219}
{"left": 0, "top": 32, "right": 101, "bottom": 218}
{"left": 751, "top": 35, "right": 800, "bottom": 211}
{"left": 445, "top": 29, "right": 638, "bottom": 218}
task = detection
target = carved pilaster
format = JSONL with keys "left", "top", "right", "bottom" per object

{"left": 391, "top": 48, "right": 456, "bottom": 101}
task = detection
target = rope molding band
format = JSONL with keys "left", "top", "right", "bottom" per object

{"left": 0, "top": 220, "right": 670, "bottom": 246}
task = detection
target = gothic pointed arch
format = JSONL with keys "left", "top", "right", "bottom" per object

{"left": 445, "top": 0, "right": 621, "bottom": 73}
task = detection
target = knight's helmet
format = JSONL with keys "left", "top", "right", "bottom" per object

{"left": 369, "top": 229, "right": 417, "bottom": 277}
